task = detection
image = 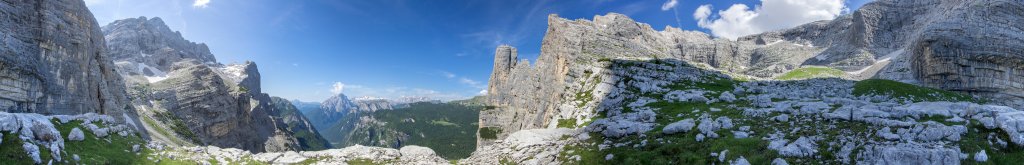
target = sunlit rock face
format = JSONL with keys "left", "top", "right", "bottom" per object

{"left": 482, "top": 1, "right": 1024, "bottom": 147}
{"left": 101, "top": 16, "right": 313, "bottom": 152}
{"left": 103, "top": 16, "right": 218, "bottom": 74}
{"left": 0, "top": 0, "right": 139, "bottom": 126}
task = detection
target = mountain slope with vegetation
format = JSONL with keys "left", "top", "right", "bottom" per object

{"left": 323, "top": 102, "right": 482, "bottom": 159}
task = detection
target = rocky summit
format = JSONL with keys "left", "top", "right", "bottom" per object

{"left": 2, "top": 0, "right": 1024, "bottom": 164}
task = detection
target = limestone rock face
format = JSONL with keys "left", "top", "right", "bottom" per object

{"left": 144, "top": 61, "right": 300, "bottom": 152}
{"left": 102, "top": 17, "right": 321, "bottom": 152}
{"left": 351, "top": 97, "right": 396, "bottom": 113}
{"left": 103, "top": 17, "right": 217, "bottom": 73}
{"left": 899, "top": 0, "right": 1024, "bottom": 108}
{"left": 0, "top": 0, "right": 135, "bottom": 121}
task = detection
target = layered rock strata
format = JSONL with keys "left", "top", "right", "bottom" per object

{"left": 0, "top": 0, "right": 137, "bottom": 122}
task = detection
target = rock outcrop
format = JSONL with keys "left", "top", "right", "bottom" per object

{"left": 141, "top": 61, "right": 300, "bottom": 152}
{"left": 0, "top": 0, "right": 138, "bottom": 127}
{"left": 102, "top": 17, "right": 323, "bottom": 152}
{"left": 103, "top": 17, "right": 218, "bottom": 75}
{"left": 483, "top": 0, "right": 1024, "bottom": 147}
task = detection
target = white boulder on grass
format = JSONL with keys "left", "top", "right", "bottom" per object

{"left": 731, "top": 156, "right": 750, "bottom": 165}
{"left": 68, "top": 128, "right": 85, "bottom": 141}
{"left": 974, "top": 150, "right": 988, "bottom": 162}
{"left": 771, "top": 158, "right": 789, "bottom": 165}
{"left": 719, "top": 91, "right": 737, "bottom": 103}
{"left": 774, "top": 137, "right": 818, "bottom": 157}
{"left": 662, "top": 119, "right": 696, "bottom": 134}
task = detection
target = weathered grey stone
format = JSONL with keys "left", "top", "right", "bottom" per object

{"left": 719, "top": 92, "right": 737, "bottom": 103}
{"left": 996, "top": 111, "right": 1024, "bottom": 146}
{"left": 731, "top": 156, "right": 751, "bottom": 165}
{"left": 0, "top": 0, "right": 141, "bottom": 132}
{"left": 662, "top": 119, "right": 696, "bottom": 134}
{"left": 68, "top": 128, "right": 85, "bottom": 141}
{"left": 975, "top": 150, "right": 988, "bottom": 162}
{"left": 103, "top": 17, "right": 218, "bottom": 73}
{"left": 718, "top": 150, "right": 728, "bottom": 162}
{"left": 775, "top": 137, "right": 819, "bottom": 158}
{"left": 856, "top": 143, "right": 961, "bottom": 164}
{"left": 772, "top": 158, "right": 789, "bottom": 165}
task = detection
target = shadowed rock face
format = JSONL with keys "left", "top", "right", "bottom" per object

{"left": 905, "top": 0, "right": 1024, "bottom": 108}
{"left": 0, "top": 0, "right": 140, "bottom": 126}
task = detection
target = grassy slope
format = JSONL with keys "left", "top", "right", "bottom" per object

{"left": 852, "top": 79, "right": 976, "bottom": 102}
{"left": 775, "top": 67, "right": 846, "bottom": 80}
{"left": 1, "top": 119, "right": 148, "bottom": 164}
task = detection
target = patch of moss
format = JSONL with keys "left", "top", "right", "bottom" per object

{"left": 346, "top": 158, "right": 384, "bottom": 165}
{"left": 776, "top": 67, "right": 846, "bottom": 80}
{"left": 557, "top": 118, "right": 578, "bottom": 128}
{"left": 56, "top": 120, "right": 148, "bottom": 164}
{"left": 479, "top": 127, "right": 502, "bottom": 140}
{"left": 154, "top": 111, "right": 202, "bottom": 144}
{"left": 0, "top": 131, "right": 34, "bottom": 164}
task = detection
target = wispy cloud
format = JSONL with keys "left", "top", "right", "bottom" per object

{"left": 660, "top": 0, "right": 678, "bottom": 11}
{"left": 342, "top": 84, "right": 470, "bottom": 101}
{"left": 330, "top": 82, "right": 345, "bottom": 94}
{"left": 192, "top": 0, "right": 211, "bottom": 8}
{"left": 459, "top": 77, "right": 485, "bottom": 89}
{"left": 440, "top": 71, "right": 486, "bottom": 90}
{"left": 693, "top": 0, "right": 846, "bottom": 40}
{"left": 440, "top": 71, "right": 456, "bottom": 79}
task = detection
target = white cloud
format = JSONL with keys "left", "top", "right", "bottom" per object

{"left": 478, "top": 90, "right": 488, "bottom": 95}
{"left": 694, "top": 5, "right": 712, "bottom": 21}
{"left": 459, "top": 78, "right": 483, "bottom": 88}
{"left": 343, "top": 85, "right": 471, "bottom": 101}
{"left": 441, "top": 71, "right": 456, "bottom": 78}
{"left": 693, "top": 0, "right": 846, "bottom": 40}
{"left": 192, "top": 0, "right": 211, "bottom": 8}
{"left": 330, "top": 82, "right": 345, "bottom": 94}
{"left": 661, "top": 0, "right": 678, "bottom": 11}
{"left": 439, "top": 71, "right": 486, "bottom": 89}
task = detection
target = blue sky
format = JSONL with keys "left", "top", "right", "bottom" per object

{"left": 85, "top": 0, "right": 872, "bottom": 102}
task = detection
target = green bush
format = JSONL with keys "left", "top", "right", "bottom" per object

{"left": 479, "top": 127, "right": 502, "bottom": 140}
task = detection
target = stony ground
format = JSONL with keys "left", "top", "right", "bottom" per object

{"left": 548, "top": 59, "right": 1024, "bottom": 164}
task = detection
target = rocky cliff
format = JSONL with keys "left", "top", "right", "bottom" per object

{"left": 0, "top": 0, "right": 149, "bottom": 139}
{"left": 103, "top": 16, "right": 218, "bottom": 74}
{"left": 101, "top": 17, "right": 325, "bottom": 152}
{"left": 483, "top": 0, "right": 1024, "bottom": 147}
{"left": 269, "top": 97, "right": 332, "bottom": 151}
{"left": 0, "top": 0, "right": 137, "bottom": 120}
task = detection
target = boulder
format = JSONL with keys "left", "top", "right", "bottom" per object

{"left": 662, "top": 119, "right": 696, "bottom": 134}
{"left": 68, "top": 128, "right": 85, "bottom": 141}
{"left": 975, "top": 150, "right": 988, "bottom": 162}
